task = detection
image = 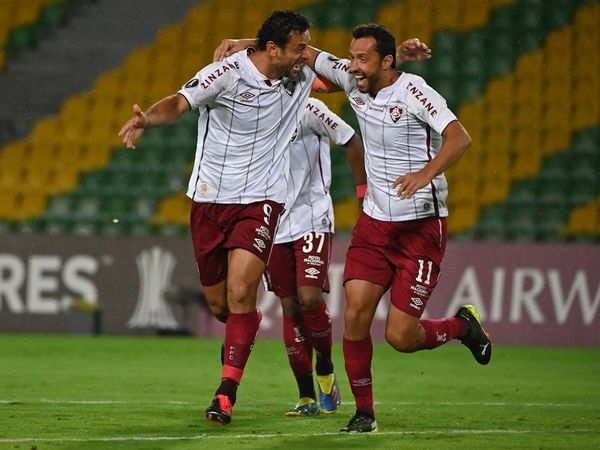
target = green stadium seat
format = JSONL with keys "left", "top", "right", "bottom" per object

{"left": 6, "top": 26, "right": 36, "bottom": 53}
{"left": 475, "top": 206, "right": 508, "bottom": 240}
{"left": 39, "top": 3, "right": 66, "bottom": 29}
{"left": 71, "top": 221, "right": 98, "bottom": 236}
{"left": 45, "top": 196, "right": 73, "bottom": 221}
{"left": 535, "top": 206, "right": 568, "bottom": 241}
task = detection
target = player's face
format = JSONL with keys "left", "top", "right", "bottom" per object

{"left": 349, "top": 36, "right": 387, "bottom": 96}
{"left": 274, "top": 30, "right": 310, "bottom": 78}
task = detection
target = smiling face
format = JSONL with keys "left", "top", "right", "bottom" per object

{"left": 271, "top": 30, "right": 310, "bottom": 78}
{"left": 349, "top": 36, "right": 394, "bottom": 96}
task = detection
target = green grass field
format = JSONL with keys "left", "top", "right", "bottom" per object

{"left": 1, "top": 334, "right": 598, "bottom": 449}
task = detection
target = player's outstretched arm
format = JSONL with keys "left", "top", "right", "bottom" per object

{"left": 392, "top": 121, "right": 471, "bottom": 199}
{"left": 118, "top": 94, "right": 190, "bottom": 149}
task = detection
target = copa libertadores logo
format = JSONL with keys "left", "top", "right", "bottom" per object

{"left": 128, "top": 246, "right": 179, "bottom": 329}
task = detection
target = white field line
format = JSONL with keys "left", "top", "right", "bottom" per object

{"left": 0, "top": 399, "right": 597, "bottom": 408}
{"left": 0, "top": 429, "right": 595, "bottom": 444}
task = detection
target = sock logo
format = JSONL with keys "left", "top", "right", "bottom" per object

{"left": 436, "top": 332, "right": 447, "bottom": 342}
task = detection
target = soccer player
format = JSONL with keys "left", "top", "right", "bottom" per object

{"left": 118, "top": 10, "right": 317, "bottom": 426}
{"left": 264, "top": 97, "right": 365, "bottom": 417}
{"left": 215, "top": 25, "right": 490, "bottom": 432}
{"left": 309, "top": 25, "right": 491, "bottom": 433}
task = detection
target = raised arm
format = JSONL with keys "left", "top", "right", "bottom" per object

{"left": 118, "top": 94, "right": 190, "bottom": 149}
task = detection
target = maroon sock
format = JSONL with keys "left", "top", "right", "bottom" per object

{"left": 343, "top": 335, "right": 374, "bottom": 417}
{"left": 420, "top": 317, "right": 468, "bottom": 349}
{"left": 217, "top": 311, "right": 261, "bottom": 402}
{"left": 283, "top": 315, "right": 313, "bottom": 376}
{"left": 303, "top": 301, "right": 333, "bottom": 375}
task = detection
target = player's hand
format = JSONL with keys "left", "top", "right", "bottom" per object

{"left": 392, "top": 168, "right": 435, "bottom": 199}
{"left": 396, "top": 38, "right": 432, "bottom": 64}
{"left": 213, "top": 38, "right": 254, "bottom": 62}
{"left": 117, "top": 104, "right": 147, "bottom": 149}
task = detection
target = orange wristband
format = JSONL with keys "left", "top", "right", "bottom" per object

{"left": 356, "top": 184, "right": 367, "bottom": 199}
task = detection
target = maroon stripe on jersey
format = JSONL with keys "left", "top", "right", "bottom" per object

{"left": 192, "top": 106, "right": 211, "bottom": 200}
{"left": 316, "top": 137, "right": 333, "bottom": 233}
{"left": 426, "top": 125, "right": 440, "bottom": 217}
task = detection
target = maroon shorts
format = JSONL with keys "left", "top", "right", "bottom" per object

{"left": 344, "top": 213, "right": 447, "bottom": 318}
{"left": 265, "top": 232, "right": 331, "bottom": 298}
{"left": 190, "top": 200, "right": 284, "bottom": 287}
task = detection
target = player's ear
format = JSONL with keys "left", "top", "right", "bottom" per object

{"left": 382, "top": 54, "right": 394, "bottom": 70}
{"left": 266, "top": 41, "right": 280, "bottom": 58}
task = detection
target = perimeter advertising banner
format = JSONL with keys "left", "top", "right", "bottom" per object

{"left": 0, "top": 235, "right": 598, "bottom": 346}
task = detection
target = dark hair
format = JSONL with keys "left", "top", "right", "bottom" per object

{"left": 352, "top": 24, "right": 396, "bottom": 68}
{"left": 256, "top": 10, "right": 310, "bottom": 50}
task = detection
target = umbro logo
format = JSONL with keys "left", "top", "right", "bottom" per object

{"left": 409, "top": 297, "right": 423, "bottom": 310}
{"left": 305, "top": 267, "right": 319, "bottom": 279}
{"left": 253, "top": 238, "right": 266, "bottom": 253}
{"left": 239, "top": 91, "right": 256, "bottom": 102}
{"left": 352, "top": 97, "right": 365, "bottom": 106}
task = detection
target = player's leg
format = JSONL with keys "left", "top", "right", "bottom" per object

{"left": 267, "top": 242, "right": 317, "bottom": 416}
{"left": 340, "top": 278, "right": 385, "bottom": 433}
{"left": 202, "top": 282, "right": 228, "bottom": 323}
{"left": 292, "top": 232, "right": 339, "bottom": 412}
{"left": 340, "top": 213, "right": 393, "bottom": 433}
{"left": 386, "top": 216, "right": 491, "bottom": 363}
{"left": 205, "top": 201, "right": 283, "bottom": 426}
{"left": 190, "top": 201, "right": 229, "bottom": 323}
{"left": 280, "top": 296, "right": 318, "bottom": 416}
{"left": 296, "top": 285, "right": 339, "bottom": 413}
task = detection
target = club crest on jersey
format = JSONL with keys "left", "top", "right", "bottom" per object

{"left": 283, "top": 78, "right": 297, "bottom": 96}
{"left": 389, "top": 106, "right": 403, "bottom": 123}
{"left": 197, "top": 182, "right": 209, "bottom": 196}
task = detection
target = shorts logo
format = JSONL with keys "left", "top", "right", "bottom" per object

{"left": 305, "top": 267, "right": 320, "bottom": 279}
{"left": 410, "top": 297, "right": 424, "bottom": 310}
{"left": 253, "top": 238, "right": 266, "bottom": 253}
{"left": 352, "top": 97, "right": 365, "bottom": 106}
{"left": 423, "top": 203, "right": 431, "bottom": 211}
{"left": 197, "top": 182, "right": 209, "bottom": 196}
{"left": 304, "top": 255, "right": 324, "bottom": 267}
{"left": 389, "top": 106, "right": 403, "bottom": 123}
{"left": 255, "top": 226, "right": 271, "bottom": 240}
{"left": 410, "top": 284, "right": 429, "bottom": 296}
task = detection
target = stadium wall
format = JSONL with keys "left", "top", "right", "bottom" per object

{"left": 0, "top": 236, "right": 598, "bottom": 347}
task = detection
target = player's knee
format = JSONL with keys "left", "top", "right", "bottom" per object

{"left": 227, "top": 282, "right": 253, "bottom": 306}
{"left": 207, "top": 303, "right": 228, "bottom": 323}
{"left": 385, "top": 328, "right": 418, "bottom": 353}
{"left": 298, "top": 292, "right": 322, "bottom": 310}
{"left": 280, "top": 297, "right": 300, "bottom": 317}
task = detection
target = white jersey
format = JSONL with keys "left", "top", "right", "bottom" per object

{"left": 315, "top": 52, "right": 457, "bottom": 222}
{"left": 178, "top": 50, "right": 315, "bottom": 204}
{"left": 275, "top": 98, "right": 355, "bottom": 244}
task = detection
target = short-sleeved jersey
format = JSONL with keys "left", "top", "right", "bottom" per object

{"left": 275, "top": 97, "right": 355, "bottom": 244}
{"left": 178, "top": 50, "right": 315, "bottom": 204}
{"left": 315, "top": 52, "right": 458, "bottom": 222}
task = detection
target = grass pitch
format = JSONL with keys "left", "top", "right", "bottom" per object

{"left": 0, "top": 334, "right": 598, "bottom": 449}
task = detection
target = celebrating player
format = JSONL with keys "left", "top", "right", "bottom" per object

{"left": 265, "top": 96, "right": 365, "bottom": 417}
{"left": 119, "top": 10, "right": 316, "bottom": 426}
